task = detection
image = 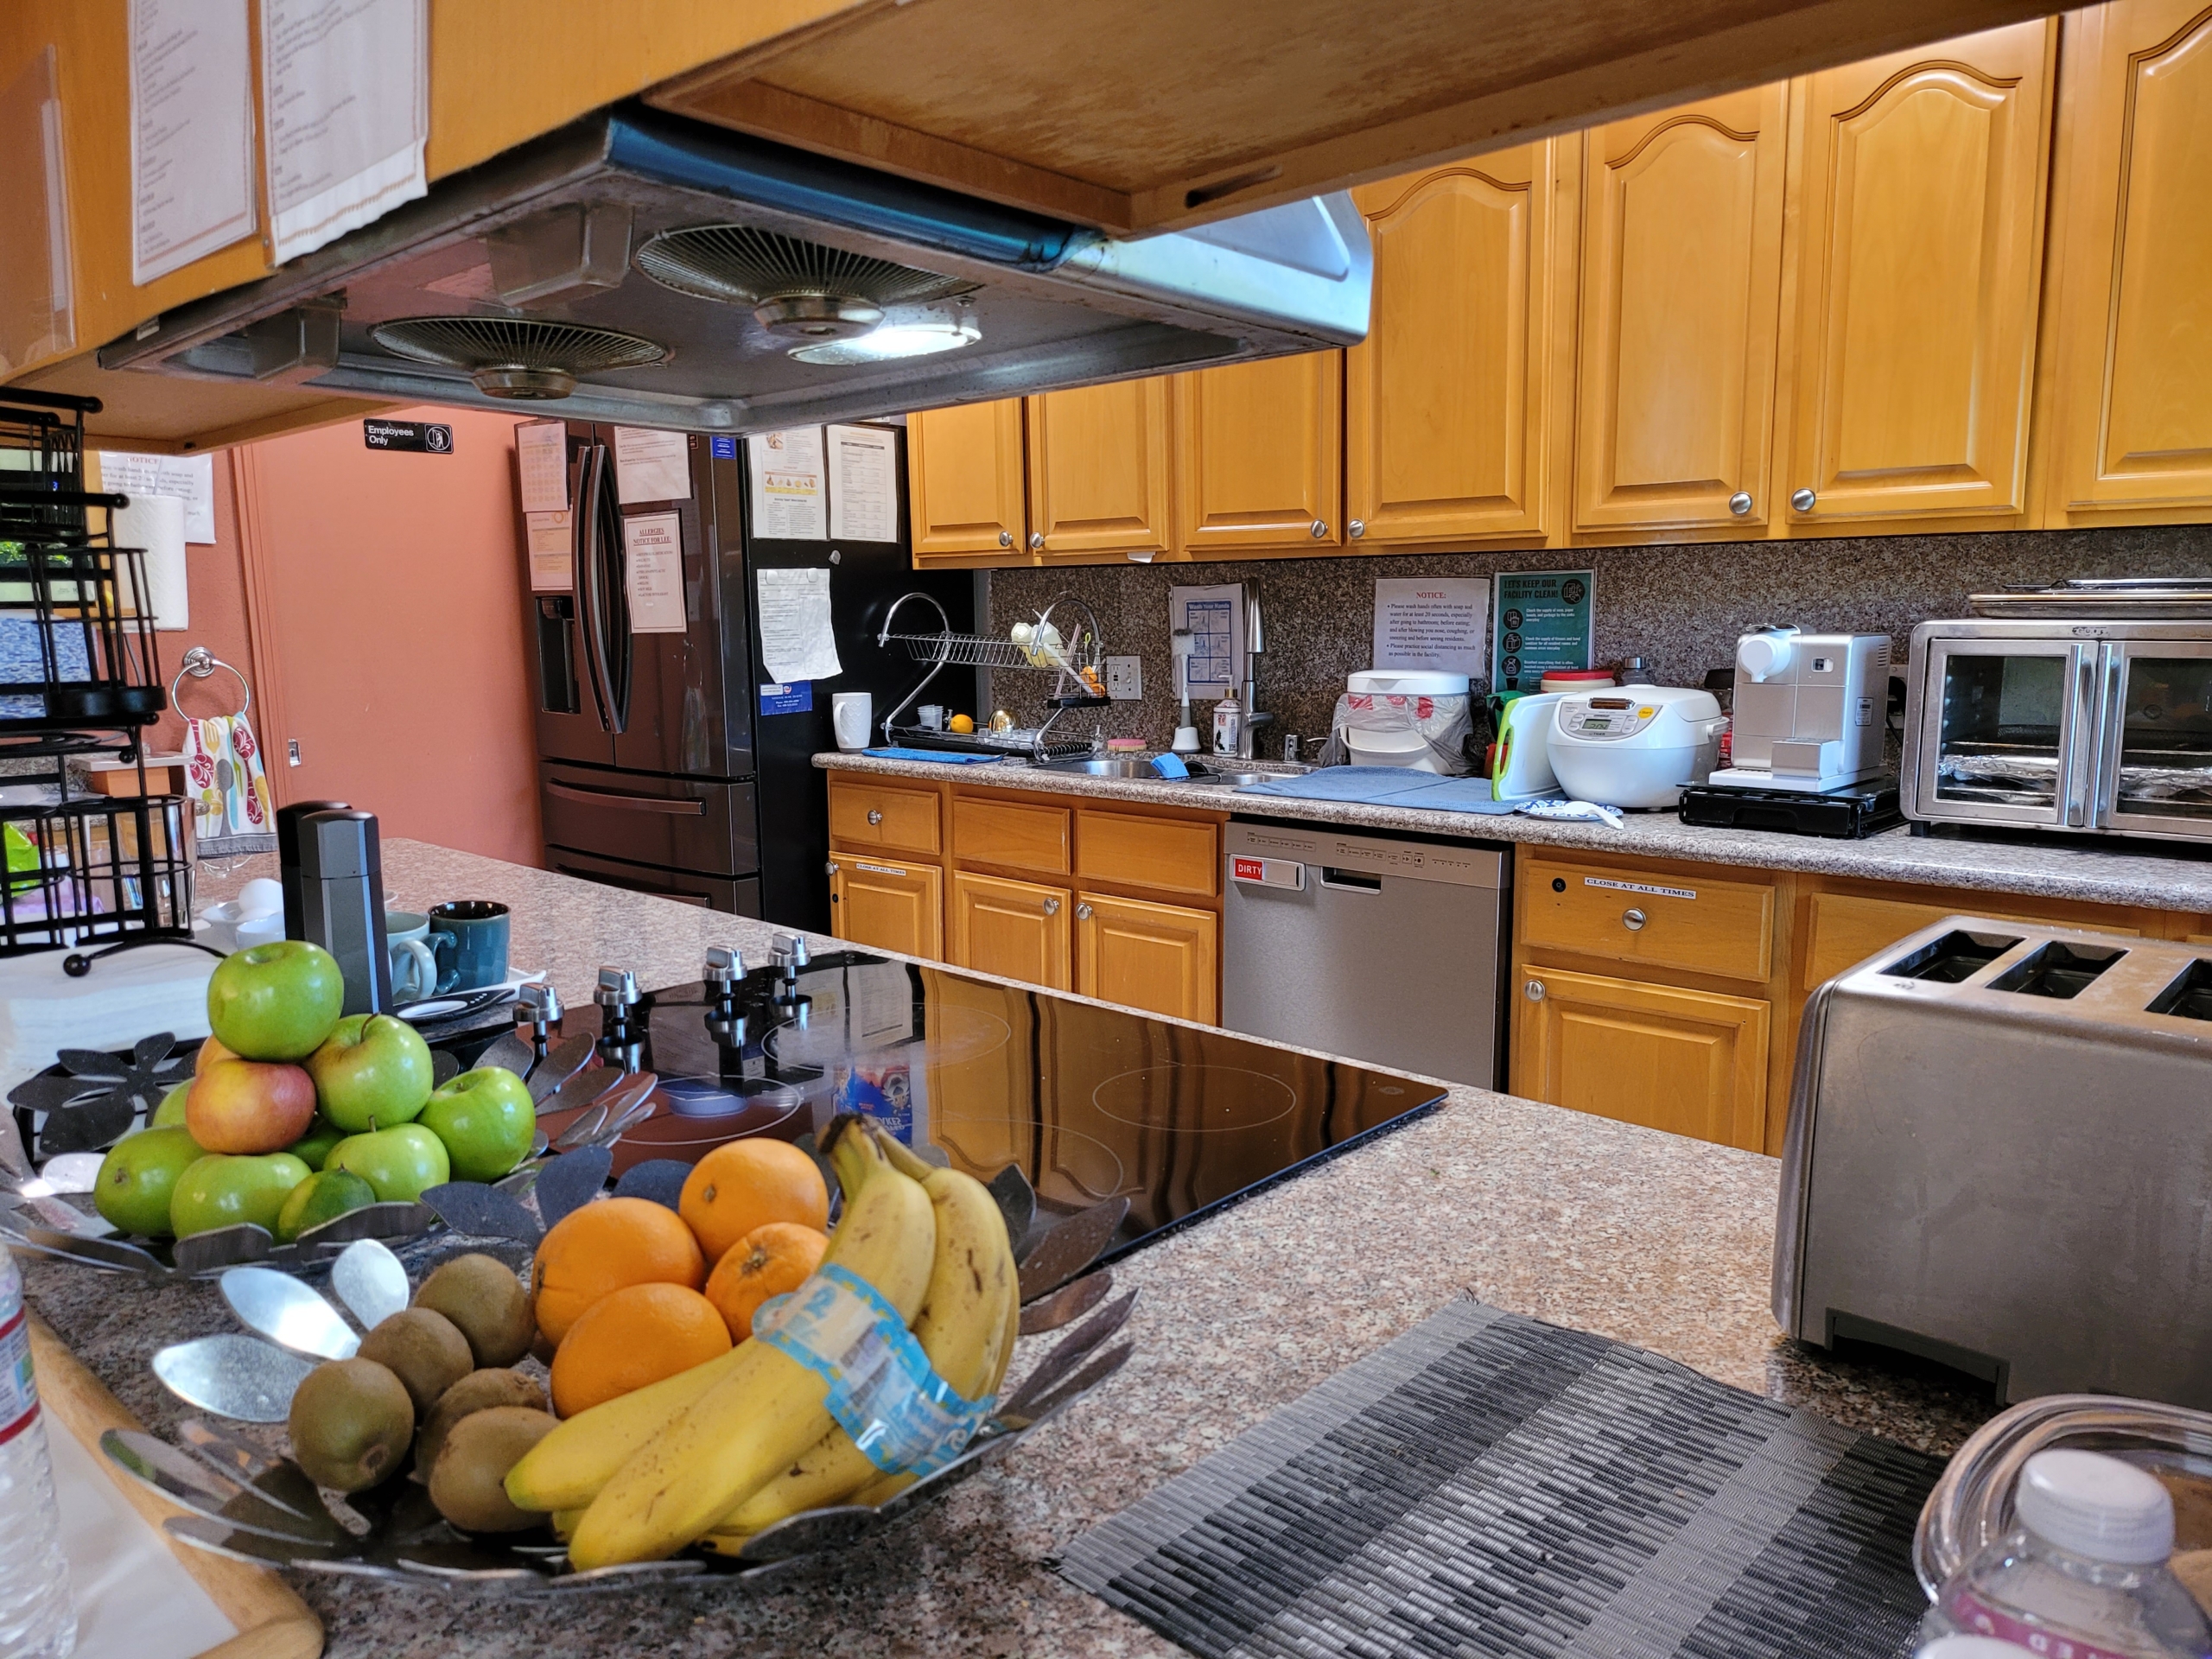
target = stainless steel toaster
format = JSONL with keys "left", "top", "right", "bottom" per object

{"left": 1773, "top": 917, "right": 2212, "bottom": 1407}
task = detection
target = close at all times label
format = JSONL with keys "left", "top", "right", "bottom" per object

{"left": 1584, "top": 876, "right": 1696, "bottom": 901}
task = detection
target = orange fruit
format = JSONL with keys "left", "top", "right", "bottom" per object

{"left": 548, "top": 1281, "right": 731, "bottom": 1416}
{"left": 531, "top": 1197, "right": 704, "bottom": 1346}
{"left": 677, "top": 1138, "right": 830, "bottom": 1265}
{"left": 703, "top": 1222, "right": 829, "bottom": 1341}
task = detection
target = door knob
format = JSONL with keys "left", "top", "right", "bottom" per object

{"left": 1790, "top": 488, "right": 1816, "bottom": 512}
{"left": 1043, "top": 897, "right": 1061, "bottom": 915}
{"left": 1623, "top": 907, "right": 1648, "bottom": 931}
{"left": 1523, "top": 979, "right": 1546, "bottom": 1002}
{"left": 997, "top": 530, "right": 1013, "bottom": 547}
{"left": 866, "top": 809, "right": 882, "bottom": 825}
{"left": 1728, "top": 492, "right": 1753, "bottom": 516}
{"left": 1348, "top": 518, "right": 1365, "bottom": 539}
{"left": 1076, "top": 903, "right": 1093, "bottom": 920}
{"left": 1028, "top": 531, "right": 1045, "bottom": 550}
{"left": 1309, "top": 518, "right": 1329, "bottom": 538}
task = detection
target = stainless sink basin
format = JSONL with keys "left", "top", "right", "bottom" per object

{"left": 1180, "top": 770, "right": 1270, "bottom": 785}
{"left": 1037, "top": 756, "right": 1158, "bottom": 778}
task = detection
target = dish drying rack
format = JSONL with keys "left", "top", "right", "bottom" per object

{"left": 878, "top": 592, "right": 1111, "bottom": 761}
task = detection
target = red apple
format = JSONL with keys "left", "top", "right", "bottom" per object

{"left": 194, "top": 1033, "right": 238, "bottom": 1077}
{"left": 186, "top": 1059, "right": 318, "bottom": 1154}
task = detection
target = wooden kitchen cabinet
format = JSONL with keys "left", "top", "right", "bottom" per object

{"left": 2042, "top": 0, "right": 2212, "bottom": 523}
{"left": 1516, "top": 966, "right": 1771, "bottom": 1151}
{"left": 1024, "top": 378, "right": 1176, "bottom": 559}
{"left": 1075, "top": 892, "right": 1219, "bottom": 1023}
{"left": 1573, "top": 86, "right": 1789, "bottom": 532}
{"left": 948, "top": 870, "right": 1073, "bottom": 989}
{"left": 906, "top": 399, "right": 1029, "bottom": 561}
{"left": 1344, "top": 144, "right": 1567, "bottom": 545}
{"left": 828, "top": 855, "right": 944, "bottom": 960}
{"left": 826, "top": 778, "right": 941, "bottom": 856}
{"left": 1777, "top": 19, "right": 2056, "bottom": 525}
{"left": 1173, "top": 353, "right": 1343, "bottom": 555}
{"left": 1520, "top": 854, "right": 1776, "bottom": 982}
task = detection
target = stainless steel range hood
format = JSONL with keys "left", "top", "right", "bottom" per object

{"left": 99, "top": 105, "right": 1371, "bottom": 433}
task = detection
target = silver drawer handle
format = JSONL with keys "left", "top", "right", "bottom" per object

{"left": 1623, "top": 907, "right": 1647, "bottom": 931}
{"left": 1524, "top": 979, "right": 1546, "bottom": 1002}
{"left": 1348, "top": 518, "right": 1364, "bottom": 538}
{"left": 867, "top": 808, "right": 882, "bottom": 825}
{"left": 1728, "top": 491, "right": 1752, "bottom": 516}
{"left": 1043, "top": 897, "right": 1061, "bottom": 915}
{"left": 1028, "top": 531, "right": 1045, "bottom": 550}
{"left": 1077, "top": 902, "right": 1093, "bottom": 920}
{"left": 1308, "top": 518, "right": 1328, "bottom": 538}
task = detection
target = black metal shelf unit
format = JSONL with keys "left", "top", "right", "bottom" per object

{"left": 0, "top": 386, "right": 191, "bottom": 956}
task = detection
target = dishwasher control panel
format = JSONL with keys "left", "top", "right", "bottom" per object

{"left": 1226, "top": 821, "right": 1504, "bottom": 888}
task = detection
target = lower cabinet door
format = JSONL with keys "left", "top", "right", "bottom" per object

{"left": 828, "top": 856, "right": 943, "bottom": 960}
{"left": 948, "top": 871, "right": 1071, "bottom": 988}
{"left": 1514, "top": 966, "right": 1768, "bottom": 1150}
{"left": 1074, "top": 892, "right": 1219, "bottom": 1023}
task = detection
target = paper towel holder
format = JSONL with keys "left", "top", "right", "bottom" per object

{"left": 171, "top": 646, "right": 251, "bottom": 716}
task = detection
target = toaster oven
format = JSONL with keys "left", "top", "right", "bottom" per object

{"left": 1903, "top": 616, "right": 2212, "bottom": 841}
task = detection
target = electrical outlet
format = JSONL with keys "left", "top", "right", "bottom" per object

{"left": 1104, "top": 656, "right": 1142, "bottom": 700}
{"left": 287, "top": 739, "right": 302, "bottom": 766}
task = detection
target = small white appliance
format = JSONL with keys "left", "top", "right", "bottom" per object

{"left": 1708, "top": 627, "right": 1890, "bottom": 793}
{"left": 1340, "top": 670, "right": 1471, "bottom": 772}
{"left": 1547, "top": 686, "right": 1726, "bottom": 809}
{"left": 1489, "top": 693, "right": 1563, "bottom": 801}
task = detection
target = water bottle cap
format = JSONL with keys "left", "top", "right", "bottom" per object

{"left": 1917, "top": 1638, "right": 2038, "bottom": 1658}
{"left": 2014, "top": 1449, "right": 2174, "bottom": 1564}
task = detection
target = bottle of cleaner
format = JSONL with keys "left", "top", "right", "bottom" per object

{"left": 1212, "top": 693, "right": 1243, "bottom": 757}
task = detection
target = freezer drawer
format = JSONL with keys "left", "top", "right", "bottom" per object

{"left": 543, "top": 845, "right": 761, "bottom": 916}
{"left": 539, "top": 763, "right": 758, "bottom": 878}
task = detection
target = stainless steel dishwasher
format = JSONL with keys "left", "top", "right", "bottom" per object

{"left": 1221, "top": 819, "right": 1510, "bottom": 1088}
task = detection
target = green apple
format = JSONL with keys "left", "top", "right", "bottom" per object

{"left": 151, "top": 1081, "right": 191, "bottom": 1128}
{"left": 206, "top": 940, "right": 346, "bottom": 1061}
{"left": 185, "top": 1059, "right": 317, "bottom": 1154}
{"left": 307, "top": 1014, "right": 433, "bottom": 1132}
{"left": 287, "top": 1116, "right": 347, "bottom": 1171}
{"left": 274, "top": 1168, "right": 378, "bottom": 1243}
{"left": 327, "top": 1124, "right": 449, "bottom": 1204}
{"left": 418, "top": 1068, "right": 537, "bottom": 1182}
{"left": 168, "top": 1152, "right": 312, "bottom": 1238}
{"left": 93, "top": 1127, "right": 203, "bottom": 1237}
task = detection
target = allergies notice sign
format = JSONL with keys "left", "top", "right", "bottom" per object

{"left": 1373, "top": 578, "right": 1488, "bottom": 676}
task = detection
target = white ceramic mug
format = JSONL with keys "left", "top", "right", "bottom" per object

{"left": 385, "top": 910, "right": 439, "bottom": 1001}
{"left": 831, "top": 691, "right": 871, "bottom": 752}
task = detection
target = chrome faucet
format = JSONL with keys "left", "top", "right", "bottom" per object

{"left": 1239, "top": 584, "right": 1274, "bottom": 760}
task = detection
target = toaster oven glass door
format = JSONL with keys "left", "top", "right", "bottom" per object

{"left": 1915, "top": 641, "right": 2099, "bottom": 827}
{"left": 2096, "top": 643, "right": 2212, "bottom": 835}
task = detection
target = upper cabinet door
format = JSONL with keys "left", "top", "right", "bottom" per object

{"left": 1574, "top": 89, "right": 1789, "bottom": 532}
{"left": 906, "top": 400, "right": 1027, "bottom": 562}
{"left": 1024, "top": 379, "right": 1175, "bottom": 559}
{"left": 1780, "top": 21, "right": 2056, "bottom": 524}
{"left": 1173, "top": 353, "right": 1343, "bottom": 555}
{"left": 2047, "top": 0, "right": 2212, "bottom": 520}
{"left": 1345, "top": 146, "right": 1561, "bottom": 545}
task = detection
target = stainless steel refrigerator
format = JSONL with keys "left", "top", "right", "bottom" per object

{"left": 521, "top": 421, "right": 973, "bottom": 931}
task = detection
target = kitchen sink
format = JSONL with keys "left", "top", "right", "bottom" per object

{"left": 1035, "top": 756, "right": 1315, "bottom": 784}
{"left": 1037, "top": 756, "right": 1159, "bottom": 778}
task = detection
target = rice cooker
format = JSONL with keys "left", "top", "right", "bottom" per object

{"left": 1547, "top": 686, "right": 1726, "bottom": 809}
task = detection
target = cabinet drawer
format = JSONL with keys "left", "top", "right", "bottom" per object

{"left": 1522, "top": 858, "right": 1773, "bottom": 981}
{"left": 1075, "top": 809, "right": 1219, "bottom": 897}
{"left": 1801, "top": 890, "right": 2139, "bottom": 992}
{"left": 828, "top": 779, "right": 940, "bottom": 856}
{"left": 953, "top": 795, "right": 1071, "bottom": 874}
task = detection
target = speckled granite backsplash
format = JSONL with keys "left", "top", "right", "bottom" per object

{"left": 984, "top": 526, "right": 2212, "bottom": 753}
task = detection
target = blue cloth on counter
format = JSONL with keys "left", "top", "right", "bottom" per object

{"left": 860, "top": 747, "right": 1006, "bottom": 764}
{"left": 1401, "top": 778, "right": 1521, "bottom": 813}
{"left": 1234, "top": 766, "right": 1458, "bottom": 803}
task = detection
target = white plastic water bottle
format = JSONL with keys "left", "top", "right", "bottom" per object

{"left": 1921, "top": 1448, "right": 2211, "bottom": 1658}
{"left": 0, "top": 1245, "right": 75, "bottom": 1659}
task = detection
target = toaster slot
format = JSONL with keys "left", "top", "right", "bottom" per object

{"left": 1987, "top": 939, "right": 2126, "bottom": 1000}
{"left": 2148, "top": 959, "right": 2212, "bottom": 1020}
{"left": 1879, "top": 927, "right": 2021, "bottom": 983}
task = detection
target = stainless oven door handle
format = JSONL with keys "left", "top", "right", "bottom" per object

{"left": 544, "top": 779, "right": 707, "bottom": 816}
{"left": 2063, "top": 647, "right": 2097, "bottom": 828}
{"left": 2093, "top": 648, "right": 2126, "bottom": 825}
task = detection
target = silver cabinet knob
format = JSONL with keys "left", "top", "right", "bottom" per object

{"left": 1728, "top": 492, "right": 1752, "bottom": 516}
{"left": 1043, "top": 897, "right": 1061, "bottom": 916}
{"left": 1623, "top": 907, "right": 1648, "bottom": 931}
{"left": 1790, "top": 488, "right": 1816, "bottom": 512}
{"left": 1308, "top": 518, "right": 1328, "bottom": 538}
{"left": 1028, "top": 531, "right": 1045, "bottom": 550}
{"left": 1076, "top": 902, "right": 1093, "bottom": 921}
{"left": 1348, "top": 518, "right": 1364, "bottom": 539}
{"left": 866, "top": 808, "right": 882, "bottom": 825}
{"left": 824, "top": 861, "right": 839, "bottom": 876}
{"left": 1523, "top": 979, "right": 1546, "bottom": 1002}
{"left": 997, "top": 530, "right": 1013, "bottom": 547}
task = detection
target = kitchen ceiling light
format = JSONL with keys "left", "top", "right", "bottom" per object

{"left": 789, "top": 311, "right": 982, "bottom": 365}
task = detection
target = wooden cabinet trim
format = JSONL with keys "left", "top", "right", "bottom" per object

{"left": 951, "top": 793, "right": 1071, "bottom": 874}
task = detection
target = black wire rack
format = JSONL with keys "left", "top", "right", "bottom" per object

{"left": 0, "top": 386, "right": 192, "bottom": 957}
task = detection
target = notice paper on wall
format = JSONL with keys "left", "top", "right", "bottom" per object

{"left": 260, "top": 0, "right": 428, "bottom": 264}
{"left": 114, "top": 493, "right": 189, "bottom": 631}
{"left": 1170, "top": 584, "right": 1245, "bottom": 694}
{"left": 748, "top": 428, "right": 828, "bottom": 541}
{"left": 515, "top": 419, "right": 568, "bottom": 514}
{"left": 612, "top": 426, "right": 690, "bottom": 504}
{"left": 1491, "top": 569, "right": 1595, "bottom": 691}
{"left": 525, "top": 511, "right": 571, "bottom": 594}
{"left": 621, "top": 512, "right": 687, "bottom": 633}
{"left": 828, "top": 424, "right": 896, "bottom": 543}
{"left": 95, "top": 451, "right": 214, "bottom": 543}
{"left": 1373, "top": 577, "right": 1489, "bottom": 676}
{"left": 757, "top": 567, "right": 842, "bottom": 683}
{"left": 129, "top": 0, "right": 257, "bottom": 284}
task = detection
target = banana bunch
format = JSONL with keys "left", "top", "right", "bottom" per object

{"left": 505, "top": 1116, "right": 1017, "bottom": 1567}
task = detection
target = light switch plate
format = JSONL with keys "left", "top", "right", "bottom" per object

{"left": 1104, "top": 656, "right": 1142, "bottom": 700}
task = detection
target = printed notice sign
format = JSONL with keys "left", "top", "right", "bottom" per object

{"left": 261, "top": 0, "right": 428, "bottom": 264}
{"left": 756, "top": 566, "right": 843, "bottom": 683}
{"left": 525, "top": 510, "right": 571, "bottom": 593}
{"left": 516, "top": 420, "right": 568, "bottom": 513}
{"left": 130, "top": 0, "right": 257, "bottom": 284}
{"left": 1171, "top": 584, "right": 1244, "bottom": 694}
{"left": 612, "top": 426, "right": 690, "bottom": 504}
{"left": 748, "top": 429, "right": 828, "bottom": 541}
{"left": 829, "top": 424, "right": 896, "bottom": 543}
{"left": 621, "top": 511, "right": 687, "bottom": 634}
{"left": 94, "top": 451, "right": 214, "bottom": 543}
{"left": 1491, "top": 570, "right": 1595, "bottom": 692}
{"left": 1374, "top": 577, "right": 1489, "bottom": 676}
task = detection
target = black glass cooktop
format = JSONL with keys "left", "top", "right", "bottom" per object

{"left": 568, "top": 950, "right": 1446, "bottom": 1262}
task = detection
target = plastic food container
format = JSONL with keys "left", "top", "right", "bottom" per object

{"left": 1341, "top": 671, "right": 1471, "bottom": 772}
{"left": 1540, "top": 669, "right": 1616, "bottom": 694}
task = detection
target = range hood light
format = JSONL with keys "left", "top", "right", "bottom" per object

{"left": 789, "top": 308, "right": 981, "bottom": 365}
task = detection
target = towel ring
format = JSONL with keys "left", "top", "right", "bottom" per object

{"left": 171, "top": 645, "right": 251, "bottom": 717}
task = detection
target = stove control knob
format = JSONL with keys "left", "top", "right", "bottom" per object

{"left": 703, "top": 945, "right": 744, "bottom": 988}
{"left": 772, "top": 933, "right": 810, "bottom": 970}
{"left": 594, "top": 966, "right": 639, "bottom": 1007}
{"left": 517, "top": 982, "right": 562, "bottom": 1023}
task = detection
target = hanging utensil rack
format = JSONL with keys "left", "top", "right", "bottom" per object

{"left": 0, "top": 387, "right": 191, "bottom": 957}
{"left": 877, "top": 591, "right": 1111, "bottom": 761}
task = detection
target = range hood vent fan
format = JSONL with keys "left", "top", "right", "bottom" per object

{"left": 634, "top": 224, "right": 971, "bottom": 340}
{"left": 367, "top": 315, "right": 669, "bottom": 400}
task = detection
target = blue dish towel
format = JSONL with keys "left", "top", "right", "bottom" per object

{"left": 1403, "top": 778, "right": 1522, "bottom": 814}
{"left": 860, "top": 747, "right": 1006, "bottom": 764}
{"left": 1235, "top": 766, "right": 1457, "bottom": 804}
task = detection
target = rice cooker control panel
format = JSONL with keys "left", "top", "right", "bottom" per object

{"left": 1559, "top": 696, "right": 1662, "bottom": 741}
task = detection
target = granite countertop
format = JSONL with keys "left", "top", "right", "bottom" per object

{"left": 817, "top": 750, "right": 2212, "bottom": 915}
{"left": 29, "top": 842, "right": 1996, "bottom": 1657}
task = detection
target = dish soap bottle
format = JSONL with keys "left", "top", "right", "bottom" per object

{"left": 1212, "top": 693, "right": 1243, "bottom": 757}
{"left": 1921, "top": 1449, "right": 2211, "bottom": 1658}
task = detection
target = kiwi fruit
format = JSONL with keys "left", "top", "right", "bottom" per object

{"left": 356, "top": 1306, "right": 474, "bottom": 1415}
{"left": 412, "top": 1254, "right": 535, "bottom": 1369}
{"left": 416, "top": 1368, "right": 548, "bottom": 1476}
{"left": 287, "top": 1358, "right": 415, "bottom": 1493}
{"left": 429, "top": 1406, "right": 560, "bottom": 1533}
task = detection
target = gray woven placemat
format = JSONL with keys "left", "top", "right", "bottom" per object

{"left": 1060, "top": 1300, "right": 1942, "bottom": 1659}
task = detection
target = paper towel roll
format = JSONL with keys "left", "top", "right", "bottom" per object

{"left": 112, "top": 492, "right": 188, "bottom": 632}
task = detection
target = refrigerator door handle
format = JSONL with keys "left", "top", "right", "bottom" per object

{"left": 544, "top": 779, "right": 708, "bottom": 816}
{"left": 575, "top": 446, "right": 618, "bottom": 734}
{"left": 598, "top": 451, "right": 632, "bottom": 734}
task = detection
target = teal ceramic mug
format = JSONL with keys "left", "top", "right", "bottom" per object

{"left": 427, "top": 900, "right": 510, "bottom": 995}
